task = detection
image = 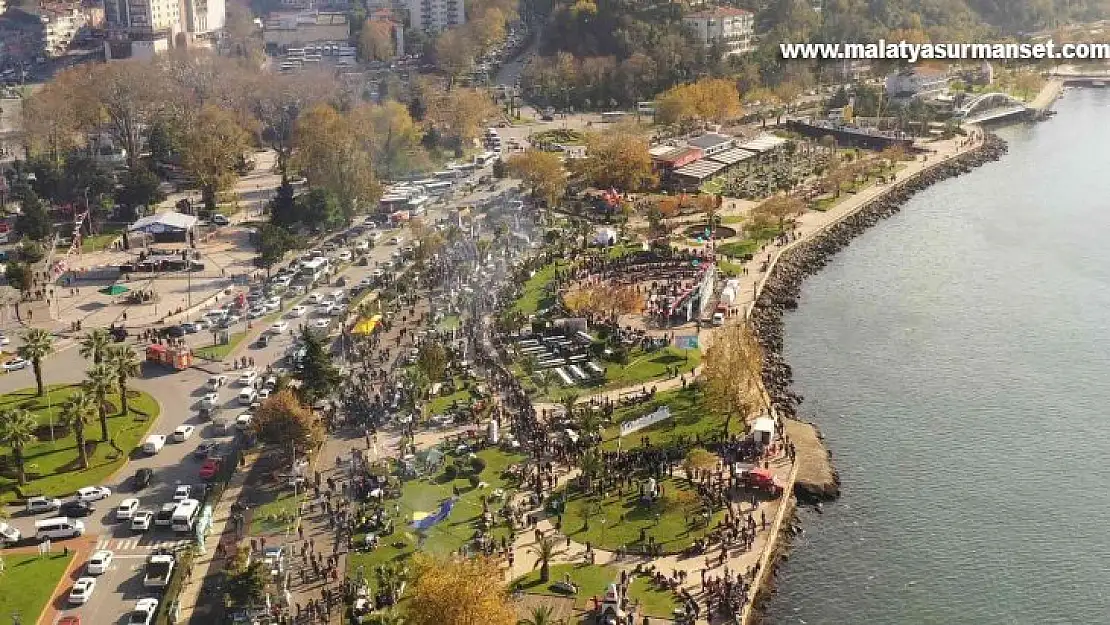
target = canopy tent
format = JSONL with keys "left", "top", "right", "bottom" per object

{"left": 128, "top": 212, "right": 199, "bottom": 234}
{"left": 352, "top": 314, "right": 383, "bottom": 335}
{"left": 99, "top": 284, "right": 129, "bottom": 296}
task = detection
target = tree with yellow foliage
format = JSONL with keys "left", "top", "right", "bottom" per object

{"left": 506, "top": 150, "right": 566, "bottom": 208}
{"left": 702, "top": 322, "right": 765, "bottom": 436}
{"left": 655, "top": 78, "right": 741, "bottom": 125}
{"left": 293, "top": 103, "right": 381, "bottom": 222}
{"left": 578, "top": 130, "right": 656, "bottom": 191}
{"left": 359, "top": 20, "right": 394, "bottom": 62}
{"left": 753, "top": 194, "right": 806, "bottom": 233}
{"left": 405, "top": 556, "right": 516, "bottom": 625}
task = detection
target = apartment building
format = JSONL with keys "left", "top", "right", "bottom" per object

{"left": 682, "top": 7, "right": 754, "bottom": 57}
{"left": 406, "top": 0, "right": 464, "bottom": 33}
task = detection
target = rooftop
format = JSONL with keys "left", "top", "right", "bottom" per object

{"left": 128, "top": 212, "right": 199, "bottom": 233}
{"left": 673, "top": 159, "right": 727, "bottom": 180}
{"left": 685, "top": 6, "right": 753, "bottom": 19}
{"left": 688, "top": 132, "right": 734, "bottom": 150}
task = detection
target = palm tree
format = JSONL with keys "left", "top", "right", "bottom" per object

{"left": 18, "top": 329, "right": 55, "bottom": 397}
{"left": 78, "top": 328, "right": 113, "bottom": 365}
{"left": 530, "top": 534, "right": 560, "bottom": 583}
{"left": 559, "top": 391, "right": 579, "bottom": 422}
{"left": 105, "top": 344, "right": 141, "bottom": 416}
{"left": 83, "top": 364, "right": 115, "bottom": 442}
{"left": 518, "top": 605, "right": 557, "bottom": 625}
{"left": 0, "top": 409, "right": 39, "bottom": 485}
{"left": 58, "top": 391, "right": 94, "bottom": 470}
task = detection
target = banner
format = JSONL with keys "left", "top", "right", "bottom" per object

{"left": 674, "top": 335, "right": 699, "bottom": 350}
{"left": 619, "top": 406, "right": 671, "bottom": 437}
{"left": 411, "top": 497, "right": 457, "bottom": 531}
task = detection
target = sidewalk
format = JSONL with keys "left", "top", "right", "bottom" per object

{"left": 177, "top": 450, "right": 259, "bottom": 624}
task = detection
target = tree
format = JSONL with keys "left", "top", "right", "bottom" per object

{"left": 518, "top": 605, "right": 557, "bottom": 625}
{"left": 559, "top": 391, "right": 579, "bottom": 422}
{"left": 225, "top": 547, "right": 270, "bottom": 608}
{"left": 182, "top": 105, "right": 251, "bottom": 214}
{"left": 79, "top": 328, "right": 113, "bottom": 365}
{"left": 421, "top": 85, "right": 498, "bottom": 147}
{"left": 250, "top": 72, "right": 339, "bottom": 178}
{"left": 416, "top": 341, "right": 448, "bottom": 382}
{"left": 294, "top": 327, "right": 341, "bottom": 403}
{"left": 269, "top": 177, "right": 298, "bottom": 230}
{"left": 22, "top": 69, "right": 93, "bottom": 164}
{"left": 359, "top": 20, "right": 395, "bottom": 62}
{"left": 434, "top": 29, "right": 476, "bottom": 87}
{"left": 298, "top": 188, "right": 344, "bottom": 231}
{"left": 293, "top": 104, "right": 381, "bottom": 222}
{"left": 13, "top": 184, "right": 51, "bottom": 241}
{"left": 655, "top": 78, "right": 741, "bottom": 125}
{"left": 116, "top": 166, "right": 166, "bottom": 220}
{"left": 405, "top": 556, "right": 516, "bottom": 625}
{"left": 252, "top": 390, "right": 324, "bottom": 452}
{"left": 683, "top": 447, "right": 717, "bottom": 483}
{"left": 0, "top": 409, "right": 38, "bottom": 485}
{"left": 81, "top": 60, "right": 171, "bottom": 171}
{"left": 58, "top": 391, "right": 94, "bottom": 470}
{"left": 577, "top": 131, "right": 655, "bottom": 191}
{"left": 84, "top": 363, "right": 115, "bottom": 443}
{"left": 5, "top": 263, "right": 32, "bottom": 296}
{"left": 105, "top": 344, "right": 141, "bottom": 416}
{"left": 754, "top": 194, "right": 806, "bottom": 232}
{"left": 19, "top": 329, "right": 55, "bottom": 397}
{"left": 701, "top": 322, "right": 765, "bottom": 436}
{"left": 506, "top": 151, "right": 566, "bottom": 207}
{"left": 529, "top": 534, "right": 561, "bottom": 583}
{"left": 258, "top": 223, "right": 298, "bottom": 275}
{"left": 351, "top": 102, "right": 426, "bottom": 180}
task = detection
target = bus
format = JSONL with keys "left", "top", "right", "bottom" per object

{"left": 601, "top": 111, "right": 628, "bottom": 123}
{"left": 286, "top": 48, "right": 305, "bottom": 58}
{"left": 474, "top": 151, "right": 498, "bottom": 166}
{"left": 424, "top": 181, "right": 453, "bottom": 196}
{"left": 171, "top": 499, "right": 200, "bottom": 532}
{"left": 299, "top": 257, "right": 330, "bottom": 283}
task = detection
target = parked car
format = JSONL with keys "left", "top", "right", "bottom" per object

{"left": 131, "top": 510, "right": 154, "bottom": 532}
{"left": 61, "top": 500, "right": 95, "bottom": 517}
{"left": 133, "top": 468, "right": 154, "bottom": 490}
{"left": 25, "top": 496, "right": 61, "bottom": 514}
{"left": 76, "top": 486, "right": 111, "bottom": 502}
{"left": 68, "top": 577, "right": 97, "bottom": 605}
{"left": 86, "top": 549, "right": 114, "bottom": 575}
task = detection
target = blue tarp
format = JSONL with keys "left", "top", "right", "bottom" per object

{"left": 411, "top": 498, "right": 457, "bottom": 532}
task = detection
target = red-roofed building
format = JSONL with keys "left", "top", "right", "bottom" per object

{"left": 682, "top": 6, "right": 754, "bottom": 56}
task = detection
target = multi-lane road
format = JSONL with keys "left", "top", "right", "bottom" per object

{"left": 2, "top": 168, "right": 521, "bottom": 624}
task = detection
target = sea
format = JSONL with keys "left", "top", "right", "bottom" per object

{"left": 766, "top": 87, "right": 1110, "bottom": 625}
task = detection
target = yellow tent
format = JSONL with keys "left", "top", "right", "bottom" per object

{"left": 352, "top": 314, "right": 383, "bottom": 336}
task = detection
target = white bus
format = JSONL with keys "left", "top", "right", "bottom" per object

{"left": 286, "top": 48, "right": 305, "bottom": 58}
{"left": 171, "top": 499, "right": 201, "bottom": 532}
{"left": 475, "top": 151, "right": 498, "bottom": 166}
{"left": 601, "top": 111, "right": 628, "bottom": 122}
{"left": 299, "top": 257, "right": 330, "bottom": 283}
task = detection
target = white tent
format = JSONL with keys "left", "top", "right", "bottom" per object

{"left": 719, "top": 286, "right": 738, "bottom": 306}
{"left": 753, "top": 417, "right": 776, "bottom": 445}
{"left": 594, "top": 228, "right": 617, "bottom": 246}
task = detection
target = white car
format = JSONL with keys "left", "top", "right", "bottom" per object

{"left": 288, "top": 305, "right": 307, "bottom": 317}
{"left": 200, "top": 392, "right": 219, "bottom": 408}
{"left": 389, "top": 236, "right": 401, "bottom": 245}
{"left": 0, "top": 334, "right": 9, "bottom": 346}
{"left": 173, "top": 485, "right": 192, "bottom": 502}
{"left": 172, "top": 425, "right": 195, "bottom": 442}
{"left": 238, "top": 370, "right": 258, "bottom": 386}
{"left": 311, "top": 318, "right": 331, "bottom": 329}
{"left": 117, "top": 498, "right": 140, "bottom": 520}
{"left": 258, "top": 388, "right": 271, "bottom": 400}
{"left": 329, "top": 304, "right": 346, "bottom": 317}
{"left": 306, "top": 293, "right": 323, "bottom": 304}
{"left": 235, "top": 413, "right": 253, "bottom": 431}
{"left": 2, "top": 357, "right": 29, "bottom": 371}
{"left": 336, "top": 250, "right": 353, "bottom": 262}
{"left": 264, "top": 296, "right": 282, "bottom": 311}
{"left": 131, "top": 509, "right": 154, "bottom": 531}
{"left": 355, "top": 240, "right": 370, "bottom": 251}
{"left": 69, "top": 577, "right": 97, "bottom": 604}
{"left": 130, "top": 510, "right": 153, "bottom": 530}
{"left": 270, "top": 321, "right": 289, "bottom": 334}
{"left": 25, "top": 496, "right": 61, "bottom": 513}
{"left": 248, "top": 306, "right": 267, "bottom": 319}
{"left": 129, "top": 598, "right": 159, "bottom": 625}
{"left": 263, "top": 376, "right": 278, "bottom": 390}
{"left": 87, "top": 549, "right": 114, "bottom": 575}
{"left": 76, "top": 486, "right": 112, "bottom": 502}
{"left": 315, "top": 303, "right": 334, "bottom": 316}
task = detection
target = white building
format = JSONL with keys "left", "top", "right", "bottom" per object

{"left": 406, "top": 0, "right": 464, "bottom": 33}
{"left": 885, "top": 67, "right": 949, "bottom": 100}
{"left": 682, "top": 7, "right": 754, "bottom": 57}
{"left": 103, "top": 0, "right": 181, "bottom": 35}
{"left": 184, "top": 0, "right": 225, "bottom": 36}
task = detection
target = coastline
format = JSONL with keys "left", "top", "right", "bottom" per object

{"left": 737, "top": 133, "right": 1010, "bottom": 624}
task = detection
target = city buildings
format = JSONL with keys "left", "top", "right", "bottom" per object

{"left": 262, "top": 11, "right": 350, "bottom": 48}
{"left": 682, "top": 7, "right": 754, "bottom": 57}
{"left": 406, "top": 0, "right": 464, "bottom": 34}
{"left": 885, "top": 67, "right": 950, "bottom": 100}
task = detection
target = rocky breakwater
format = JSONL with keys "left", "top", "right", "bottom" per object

{"left": 751, "top": 135, "right": 1009, "bottom": 503}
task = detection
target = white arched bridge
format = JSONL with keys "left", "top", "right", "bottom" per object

{"left": 954, "top": 92, "right": 1031, "bottom": 124}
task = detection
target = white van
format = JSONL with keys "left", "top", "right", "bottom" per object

{"left": 238, "top": 387, "right": 257, "bottom": 405}
{"left": 142, "top": 435, "right": 167, "bottom": 455}
{"left": 35, "top": 517, "right": 85, "bottom": 540}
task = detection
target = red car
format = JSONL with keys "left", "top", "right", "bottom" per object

{"left": 58, "top": 617, "right": 81, "bottom": 625}
{"left": 198, "top": 458, "right": 221, "bottom": 480}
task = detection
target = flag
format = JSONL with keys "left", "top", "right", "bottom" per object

{"left": 411, "top": 498, "right": 457, "bottom": 531}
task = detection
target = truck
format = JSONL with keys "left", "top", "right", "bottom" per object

{"left": 143, "top": 553, "right": 175, "bottom": 588}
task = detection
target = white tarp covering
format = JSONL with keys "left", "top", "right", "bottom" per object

{"left": 620, "top": 406, "right": 672, "bottom": 437}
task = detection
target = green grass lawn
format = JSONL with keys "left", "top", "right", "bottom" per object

{"left": 717, "top": 260, "right": 744, "bottom": 277}
{"left": 251, "top": 488, "right": 302, "bottom": 536}
{"left": 426, "top": 387, "right": 473, "bottom": 415}
{"left": 195, "top": 331, "right": 248, "bottom": 361}
{"left": 81, "top": 226, "right": 124, "bottom": 252}
{"left": 601, "top": 386, "right": 725, "bottom": 451}
{"left": 436, "top": 315, "right": 461, "bottom": 333}
{"left": 560, "top": 478, "right": 722, "bottom": 554}
{"left": 717, "top": 225, "right": 782, "bottom": 259}
{"left": 0, "top": 384, "right": 160, "bottom": 500}
{"left": 520, "top": 346, "right": 701, "bottom": 402}
{"left": 512, "top": 263, "right": 560, "bottom": 316}
{"left": 0, "top": 553, "right": 74, "bottom": 622}
{"left": 514, "top": 563, "right": 679, "bottom": 618}
{"left": 346, "top": 448, "right": 526, "bottom": 588}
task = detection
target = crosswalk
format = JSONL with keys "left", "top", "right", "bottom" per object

{"left": 95, "top": 536, "right": 194, "bottom": 552}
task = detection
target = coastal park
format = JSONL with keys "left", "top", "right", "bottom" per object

{"left": 0, "top": 552, "right": 75, "bottom": 624}
{"left": 0, "top": 383, "right": 159, "bottom": 500}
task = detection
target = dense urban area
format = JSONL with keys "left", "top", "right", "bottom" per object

{"left": 0, "top": 0, "right": 1101, "bottom": 622}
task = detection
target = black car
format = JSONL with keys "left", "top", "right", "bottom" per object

{"left": 133, "top": 468, "right": 153, "bottom": 490}
{"left": 60, "top": 500, "right": 94, "bottom": 517}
